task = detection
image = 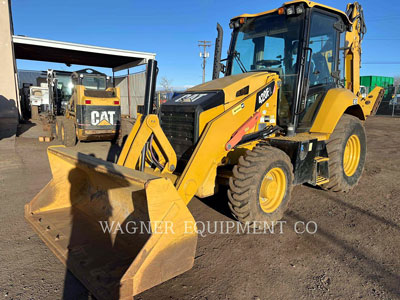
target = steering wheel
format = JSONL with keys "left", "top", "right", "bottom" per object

{"left": 255, "top": 60, "right": 282, "bottom": 68}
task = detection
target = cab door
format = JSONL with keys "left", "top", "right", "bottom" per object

{"left": 297, "top": 9, "right": 341, "bottom": 131}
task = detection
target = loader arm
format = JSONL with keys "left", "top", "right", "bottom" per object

{"left": 117, "top": 113, "right": 177, "bottom": 174}
{"left": 175, "top": 79, "right": 276, "bottom": 203}
{"left": 116, "top": 73, "right": 278, "bottom": 204}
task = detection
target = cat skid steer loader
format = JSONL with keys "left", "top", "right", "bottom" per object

{"left": 55, "top": 69, "right": 121, "bottom": 146}
{"left": 25, "top": 1, "right": 383, "bottom": 299}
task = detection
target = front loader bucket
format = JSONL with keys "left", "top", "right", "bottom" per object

{"left": 24, "top": 146, "right": 197, "bottom": 300}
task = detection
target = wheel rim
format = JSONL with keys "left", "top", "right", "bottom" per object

{"left": 343, "top": 134, "right": 361, "bottom": 177}
{"left": 259, "top": 167, "right": 286, "bottom": 213}
{"left": 55, "top": 123, "right": 58, "bottom": 138}
{"left": 61, "top": 126, "right": 65, "bottom": 141}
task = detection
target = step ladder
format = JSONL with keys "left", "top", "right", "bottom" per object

{"left": 314, "top": 156, "right": 329, "bottom": 186}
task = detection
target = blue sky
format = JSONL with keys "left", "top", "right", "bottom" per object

{"left": 12, "top": 0, "right": 400, "bottom": 89}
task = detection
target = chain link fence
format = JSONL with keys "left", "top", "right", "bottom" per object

{"left": 376, "top": 87, "right": 400, "bottom": 117}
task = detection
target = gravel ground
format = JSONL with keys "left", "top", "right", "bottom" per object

{"left": 0, "top": 116, "right": 399, "bottom": 300}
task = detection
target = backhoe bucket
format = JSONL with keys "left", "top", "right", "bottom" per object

{"left": 25, "top": 146, "right": 197, "bottom": 300}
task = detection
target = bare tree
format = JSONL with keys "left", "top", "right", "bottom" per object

{"left": 394, "top": 76, "right": 400, "bottom": 94}
{"left": 160, "top": 77, "right": 173, "bottom": 93}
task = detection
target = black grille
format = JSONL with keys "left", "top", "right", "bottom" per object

{"left": 159, "top": 90, "right": 225, "bottom": 171}
{"left": 84, "top": 90, "right": 116, "bottom": 98}
{"left": 160, "top": 108, "right": 197, "bottom": 171}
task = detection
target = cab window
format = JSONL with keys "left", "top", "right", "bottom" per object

{"left": 298, "top": 11, "right": 339, "bottom": 130}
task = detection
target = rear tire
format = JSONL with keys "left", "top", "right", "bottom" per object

{"left": 322, "top": 114, "right": 366, "bottom": 192}
{"left": 61, "top": 119, "right": 77, "bottom": 147}
{"left": 228, "top": 145, "right": 293, "bottom": 227}
{"left": 55, "top": 118, "right": 62, "bottom": 141}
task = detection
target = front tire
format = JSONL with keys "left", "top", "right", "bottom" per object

{"left": 228, "top": 145, "right": 293, "bottom": 226}
{"left": 322, "top": 114, "right": 366, "bottom": 192}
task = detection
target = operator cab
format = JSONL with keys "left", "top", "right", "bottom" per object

{"left": 225, "top": 1, "right": 351, "bottom": 132}
{"left": 71, "top": 68, "right": 109, "bottom": 90}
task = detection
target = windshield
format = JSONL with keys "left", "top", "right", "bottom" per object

{"left": 82, "top": 76, "right": 107, "bottom": 90}
{"left": 229, "top": 13, "right": 305, "bottom": 124}
{"left": 230, "top": 13, "right": 304, "bottom": 75}
{"left": 56, "top": 74, "right": 73, "bottom": 101}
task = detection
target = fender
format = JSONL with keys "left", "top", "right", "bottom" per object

{"left": 311, "top": 88, "right": 362, "bottom": 135}
{"left": 311, "top": 87, "right": 384, "bottom": 135}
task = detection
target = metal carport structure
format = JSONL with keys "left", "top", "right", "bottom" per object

{"left": 11, "top": 36, "right": 156, "bottom": 118}
{"left": 12, "top": 35, "right": 155, "bottom": 72}
{"left": 1, "top": 0, "right": 156, "bottom": 128}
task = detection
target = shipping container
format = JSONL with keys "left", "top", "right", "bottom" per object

{"left": 360, "top": 76, "right": 394, "bottom": 95}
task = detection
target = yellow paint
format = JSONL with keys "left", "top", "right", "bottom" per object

{"left": 345, "top": 3, "right": 361, "bottom": 94}
{"left": 232, "top": 0, "right": 351, "bottom": 25}
{"left": 189, "top": 72, "right": 275, "bottom": 106}
{"left": 311, "top": 88, "right": 360, "bottom": 134}
{"left": 196, "top": 166, "right": 217, "bottom": 198}
{"left": 61, "top": 125, "right": 65, "bottom": 141}
{"left": 343, "top": 134, "right": 361, "bottom": 176}
{"left": 310, "top": 85, "right": 383, "bottom": 135}
{"left": 198, "top": 105, "right": 224, "bottom": 136}
{"left": 362, "top": 87, "right": 384, "bottom": 117}
{"left": 117, "top": 113, "right": 143, "bottom": 165}
{"left": 69, "top": 85, "right": 120, "bottom": 107}
{"left": 259, "top": 167, "right": 286, "bottom": 213}
{"left": 64, "top": 84, "right": 120, "bottom": 141}
{"left": 97, "top": 119, "right": 111, "bottom": 126}
{"left": 114, "top": 74, "right": 278, "bottom": 203}
{"left": 177, "top": 75, "right": 278, "bottom": 204}
{"left": 117, "top": 114, "right": 177, "bottom": 174}
{"left": 25, "top": 146, "right": 197, "bottom": 299}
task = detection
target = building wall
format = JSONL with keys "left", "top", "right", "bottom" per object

{"left": 17, "top": 70, "right": 45, "bottom": 88}
{"left": 116, "top": 71, "right": 146, "bottom": 118}
{"left": 0, "top": 0, "right": 19, "bottom": 121}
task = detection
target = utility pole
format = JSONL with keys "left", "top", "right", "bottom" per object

{"left": 198, "top": 40, "right": 211, "bottom": 83}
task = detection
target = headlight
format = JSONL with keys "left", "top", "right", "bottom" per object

{"left": 229, "top": 18, "right": 246, "bottom": 29}
{"left": 284, "top": 4, "right": 304, "bottom": 16}
{"left": 286, "top": 5, "right": 295, "bottom": 15}
{"left": 296, "top": 5, "right": 304, "bottom": 14}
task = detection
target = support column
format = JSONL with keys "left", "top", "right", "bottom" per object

{"left": 0, "top": 0, "right": 19, "bottom": 137}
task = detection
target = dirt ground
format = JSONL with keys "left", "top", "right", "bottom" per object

{"left": 0, "top": 116, "right": 399, "bottom": 300}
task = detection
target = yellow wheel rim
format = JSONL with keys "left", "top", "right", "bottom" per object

{"left": 55, "top": 123, "right": 58, "bottom": 137}
{"left": 61, "top": 126, "right": 65, "bottom": 141}
{"left": 343, "top": 134, "right": 361, "bottom": 177}
{"left": 259, "top": 167, "right": 286, "bottom": 213}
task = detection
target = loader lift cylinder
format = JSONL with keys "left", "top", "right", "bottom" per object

{"left": 143, "top": 59, "right": 158, "bottom": 116}
{"left": 141, "top": 59, "right": 158, "bottom": 170}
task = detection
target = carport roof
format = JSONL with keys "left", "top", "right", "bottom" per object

{"left": 12, "top": 35, "right": 156, "bottom": 72}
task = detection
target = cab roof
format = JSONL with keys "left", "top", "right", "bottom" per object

{"left": 72, "top": 68, "right": 106, "bottom": 77}
{"left": 231, "top": 0, "right": 351, "bottom": 25}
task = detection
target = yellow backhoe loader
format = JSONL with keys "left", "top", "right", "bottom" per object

{"left": 25, "top": 1, "right": 383, "bottom": 299}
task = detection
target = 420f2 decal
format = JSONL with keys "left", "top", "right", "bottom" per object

{"left": 255, "top": 81, "right": 275, "bottom": 110}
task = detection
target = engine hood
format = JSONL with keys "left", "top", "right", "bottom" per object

{"left": 187, "top": 72, "right": 278, "bottom": 104}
